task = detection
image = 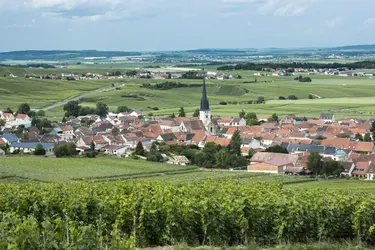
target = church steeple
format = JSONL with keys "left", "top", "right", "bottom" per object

{"left": 200, "top": 78, "right": 210, "bottom": 111}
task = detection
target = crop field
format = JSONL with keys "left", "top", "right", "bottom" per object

{"left": 0, "top": 157, "right": 197, "bottom": 182}
{"left": 2, "top": 64, "right": 375, "bottom": 119}
{"left": 2, "top": 178, "right": 375, "bottom": 248}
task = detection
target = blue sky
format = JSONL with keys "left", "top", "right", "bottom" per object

{"left": 1, "top": 0, "right": 375, "bottom": 52}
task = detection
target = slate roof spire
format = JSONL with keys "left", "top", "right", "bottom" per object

{"left": 200, "top": 78, "right": 210, "bottom": 111}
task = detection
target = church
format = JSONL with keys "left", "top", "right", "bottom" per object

{"left": 199, "top": 79, "right": 217, "bottom": 135}
{"left": 178, "top": 79, "right": 217, "bottom": 135}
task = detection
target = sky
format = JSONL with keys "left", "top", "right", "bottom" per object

{"left": 1, "top": 0, "right": 375, "bottom": 52}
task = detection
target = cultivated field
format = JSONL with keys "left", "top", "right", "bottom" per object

{"left": 3, "top": 65, "right": 375, "bottom": 120}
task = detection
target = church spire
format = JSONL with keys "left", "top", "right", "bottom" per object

{"left": 200, "top": 78, "right": 210, "bottom": 111}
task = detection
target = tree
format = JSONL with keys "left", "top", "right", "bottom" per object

{"left": 279, "top": 96, "right": 286, "bottom": 100}
{"left": 17, "top": 103, "right": 30, "bottom": 114}
{"left": 364, "top": 133, "right": 372, "bottom": 142}
{"left": 0, "top": 119, "right": 5, "bottom": 126}
{"left": 178, "top": 107, "right": 186, "bottom": 117}
{"left": 3, "top": 107, "right": 13, "bottom": 114}
{"left": 257, "top": 96, "right": 265, "bottom": 103}
{"left": 36, "top": 110, "right": 45, "bottom": 117}
{"left": 90, "top": 141, "right": 96, "bottom": 152}
{"left": 96, "top": 102, "right": 109, "bottom": 118}
{"left": 34, "top": 144, "right": 46, "bottom": 156}
{"left": 229, "top": 130, "right": 242, "bottom": 156}
{"left": 308, "top": 94, "right": 314, "bottom": 99}
{"left": 322, "top": 160, "right": 344, "bottom": 177}
{"left": 268, "top": 113, "right": 279, "bottom": 122}
{"left": 193, "top": 109, "right": 200, "bottom": 118}
{"left": 54, "top": 143, "right": 78, "bottom": 158}
{"left": 170, "top": 113, "right": 176, "bottom": 119}
{"left": 148, "top": 113, "right": 154, "bottom": 117}
{"left": 135, "top": 141, "right": 145, "bottom": 156}
{"left": 307, "top": 152, "right": 323, "bottom": 176}
{"left": 265, "top": 145, "right": 288, "bottom": 154}
{"left": 64, "top": 101, "right": 80, "bottom": 118}
{"left": 247, "top": 119, "right": 258, "bottom": 126}
{"left": 117, "top": 106, "right": 131, "bottom": 113}
{"left": 239, "top": 110, "right": 246, "bottom": 119}
{"left": 245, "top": 112, "right": 257, "bottom": 121}
{"left": 355, "top": 133, "right": 364, "bottom": 142}
{"left": 288, "top": 95, "right": 298, "bottom": 100}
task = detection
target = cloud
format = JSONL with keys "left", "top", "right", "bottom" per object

{"left": 7, "top": 19, "right": 36, "bottom": 29}
{"left": 325, "top": 17, "right": 342, "bottom": 28}
{"left": 11, "top": 0, "right": 164, "bottom": 22}
{"left": 256, "top": 0, "right": 316, "bottom": 16}
{"left": 364, "top": 17, "right": 375, "bottom": 25}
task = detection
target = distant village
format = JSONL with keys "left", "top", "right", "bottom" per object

{"left": 1, "top": 80, "right": 375, "bottom": 180}
{"left": 6, "top": 70, "right": 235, "bottom": 81}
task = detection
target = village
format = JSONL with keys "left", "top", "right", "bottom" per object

{"left": 1, "top": 79, "right": 375, "bottom": 180}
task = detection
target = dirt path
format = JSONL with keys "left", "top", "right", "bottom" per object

{"left": 309, "top": 93, "right": 322, "bottom": 99}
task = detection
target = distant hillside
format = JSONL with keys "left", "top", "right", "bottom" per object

{"left": 322, "top": 44, "right": 375, "bottom": 51}
{"left": 0, "top": 50, "right": 142, "bottom": 61}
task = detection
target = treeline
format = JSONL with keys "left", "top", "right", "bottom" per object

{"left": 0, "top": 63, "right": 56, "bottom": 68}
{"left": 217, "top": 60, "right": 375, "bottom": 71}
{"left": 141, "top": 82, "right": 202, "bottom": 90}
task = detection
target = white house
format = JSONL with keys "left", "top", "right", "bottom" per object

{"left": 319, "top": 113, "right": 335, "bottom": 123}
{"left": 101, "top": 145, "right": 128, "bottom": 156}
{"left": 229, "top": 118, "right": 246, "bottom": 127}
{"left": 57, "top": 125, "right": 75, "bottom": 140}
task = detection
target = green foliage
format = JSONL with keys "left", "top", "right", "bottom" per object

{"left": 268, "top": 113, "right": 279, "bottom": 122}
{"left": 135, "top": 142, "right": 145, "bottom": 156}
{"left": 364, "top": 133, "right": 372, "bottom": 142}
{"left": 178, "top": 107, "right": 186, "bottom": 117}
{"left": 17, "top": 103, "right": 30, "bottom": 114}
{"left": 0, "top": 119, "right": 5, "bottom": 126}
{"left": 31, "top": 117, "right": 52, "bottom": 130}
{"left": 116, "top": 105, "right": 131, "bottom": 113}
{"left": 0, "top": 180, "right": 375, "bottom": 248}
{"left": 307, "top": 152, "right": 323, "bottom": 176}
{"left": 170, "top": 113, "right": 176, "bottom": 119}
{"left": 141, "top": 81, "right": 201, "bottom": 90}
{"left": 355, "top": 133, "right": 364, "bottom": 142}
{"left": 308, "top": 94, "right": 314, "bottom": 99}
{"left": 64, "top": 101, "right": 81, "bottom": 117}
{"left": 36, "top": 110, "right": 45, "bottom": 117}
{"left": 265, "top": 145, "right": 289, "bottom": 154}
{"left": 322, "top": 160, "right": 344, "bottom": 176}
{"left": 288, "top": 95, "right": 298, "bottom": 100}
{"left": 239, "top": 109, "right": 246, "bottom": 119}
{"left": 54, "top": 143, "right": 78, "bottom": 158}
{"left": 34, "top": 144, "right": 46, "bottom": 156}
{"left": 257, "top": 96, "right": 265, "bottom": 103}
{"left": 279, "top": 96, "right": 286, "bottom": 100}
{"left": 96, "top": 102, "right": 109, "bottom": 118}
{"left": 230, "top": 130, "right": 242, "bottom": 156}
{"left": 193, "top": 109, "right": 200, "bottom": 118}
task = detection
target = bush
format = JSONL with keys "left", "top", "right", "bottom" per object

{"left": 288, "top": 95, "right": 298, "bottom": 100}
{"left": 279, "top": 96, "right": 286, "bottom": 100}
{"left": 34, "top": 144, "right": 46, "bottom": 156}
{"left": 54, "top": 143, "right": 78, "bottom": 158}
{"left": 219, "top": 101, "right": 227, "bottom": 105}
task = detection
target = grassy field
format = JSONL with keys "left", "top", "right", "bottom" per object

{"left": 2, "top": 157, "right": 375, "bottom": 192}
{"left": 2, "top": 65, "right": 375, "bottom": 120}
{"left": 0, "top": 157, "right": 197, "bottom": 182}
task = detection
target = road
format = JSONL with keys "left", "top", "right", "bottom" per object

{"left": 33, "top": 85, "right": 120, "bottom": 111}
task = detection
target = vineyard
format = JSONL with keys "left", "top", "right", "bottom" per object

{"left": 0, "top": 179, "right": 375, "bottom": 249}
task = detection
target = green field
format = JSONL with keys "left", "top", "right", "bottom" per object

{"left": 2, "top": 65, "right": 375, "bottom": 119}
{"left": 0, "top": 157, "right": 197, "bottom": 182}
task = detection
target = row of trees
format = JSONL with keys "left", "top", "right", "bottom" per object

{"left": 141, "top": 82, "right": 202, "bottom": 90}
{"left": 278, "top": 95, "right": 298, "bottom": 100}
{"left": 2, "top": 104, "right": 45, "bottom": 117}
{"left": 63, "top": 101, "right": 108, "bottom": 118}
{"left": 294, "top": 75, "right": 312, "bottom": 82}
